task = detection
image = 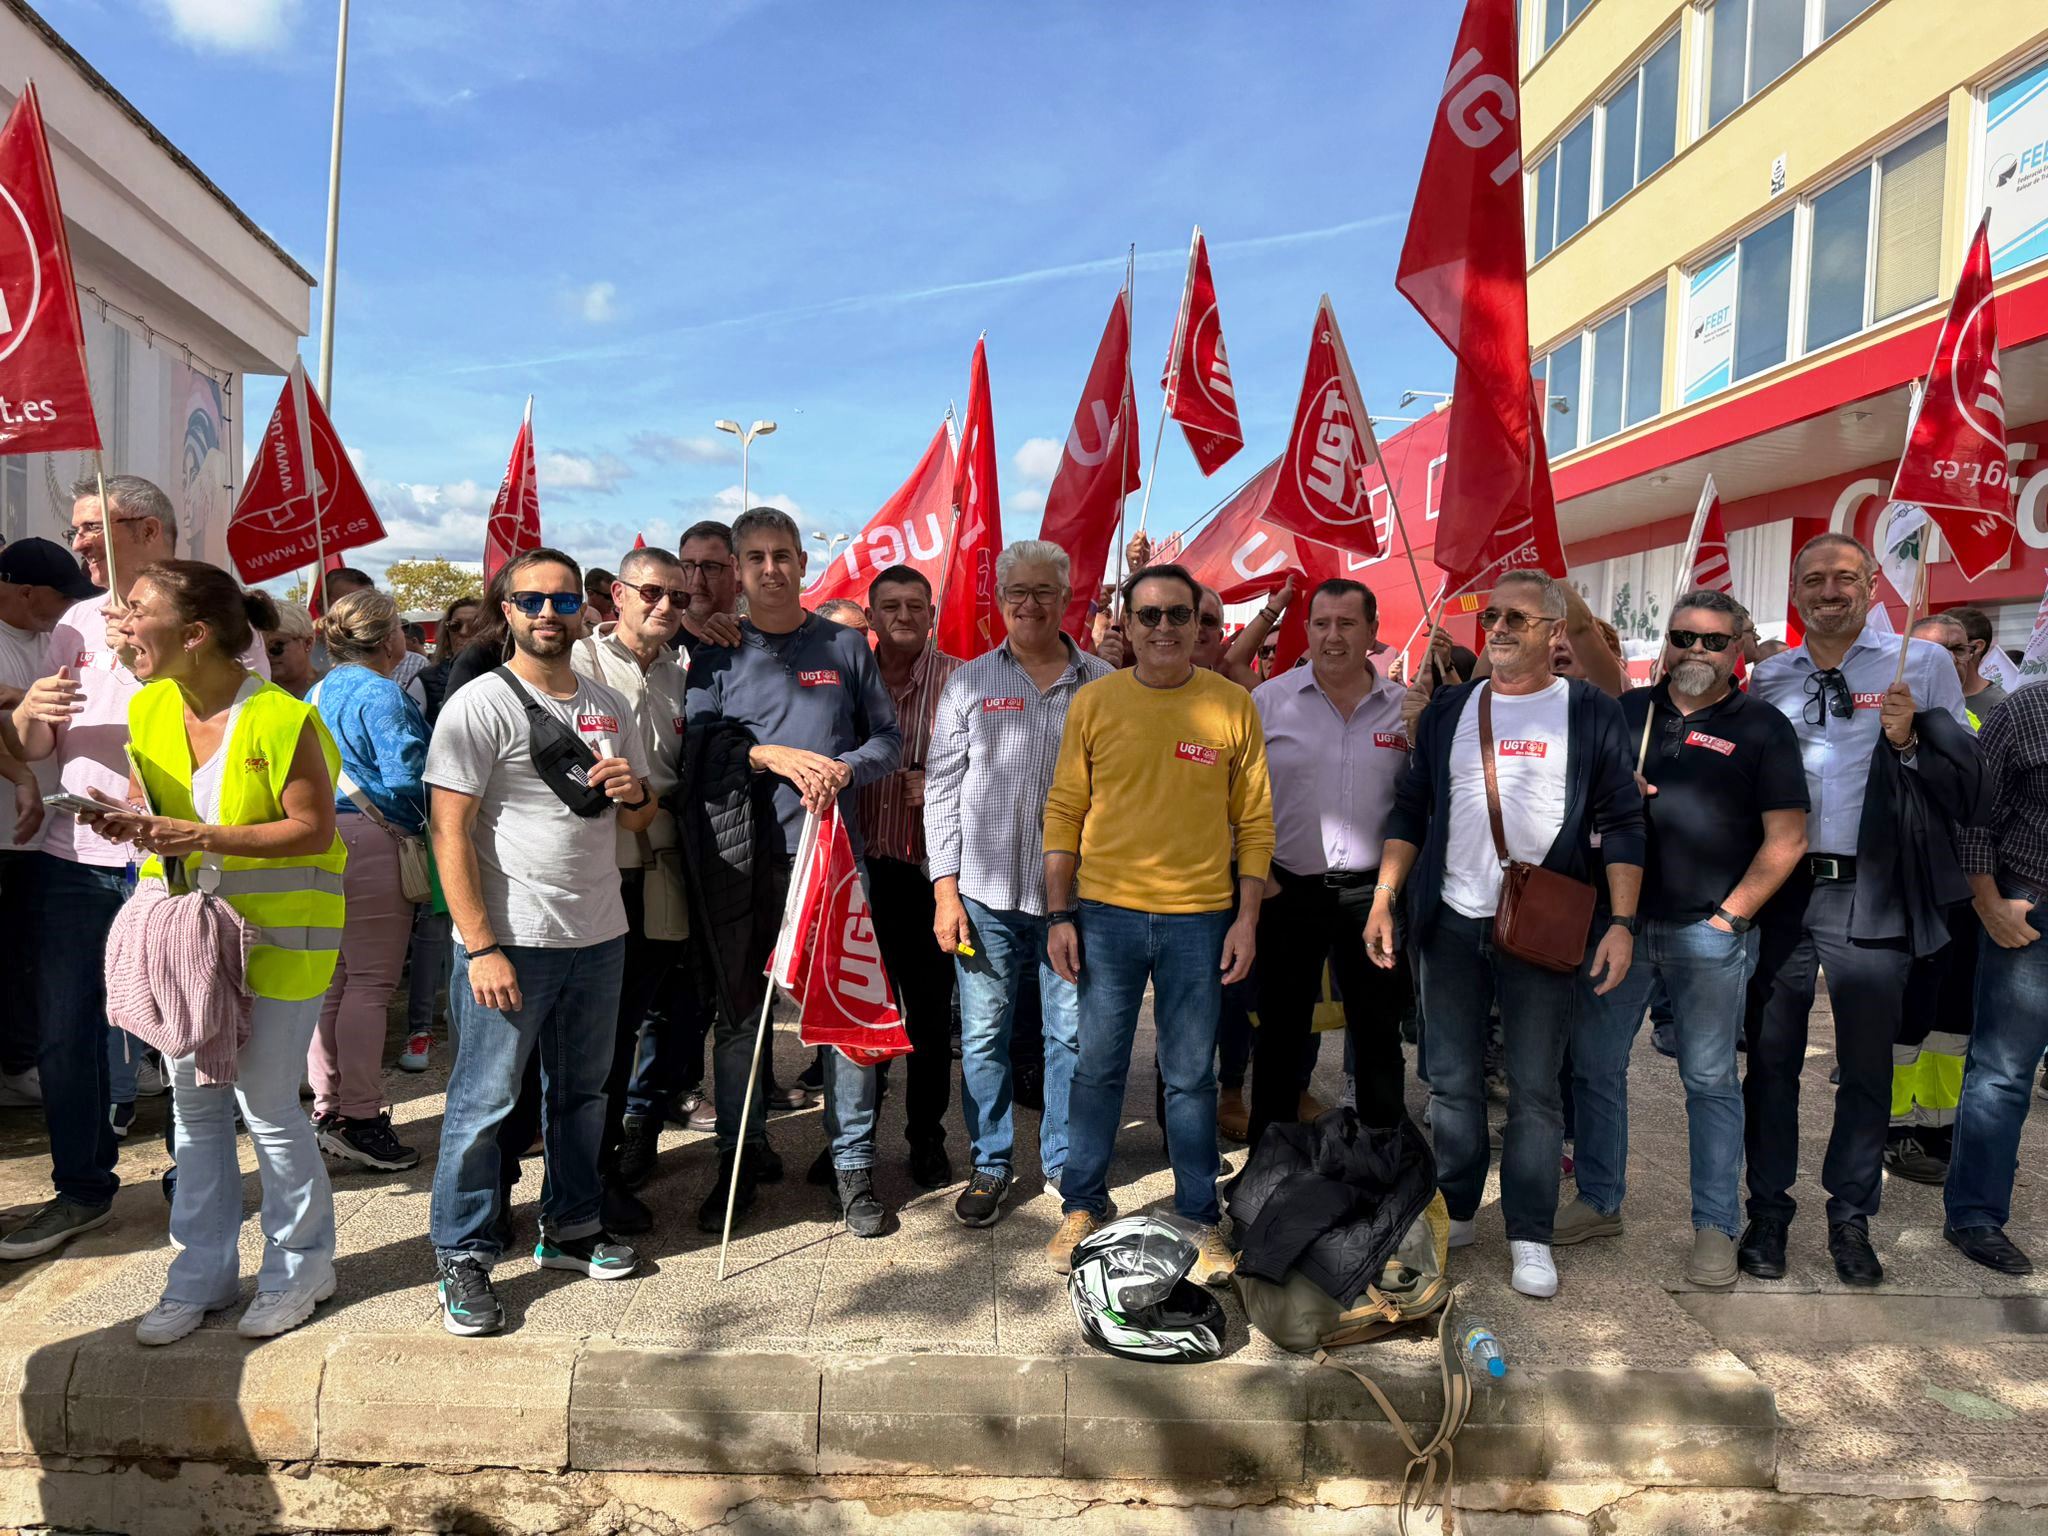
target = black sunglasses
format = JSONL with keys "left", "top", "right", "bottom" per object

{"left": 509, "top": 591, "right": 584, "bottom": 617}
{"left": 1131, "top": 604, "right": 1196, "bottom": 630}
{"left": 1668, "top": 628, "right": 1735, "bottom": 653}
{"left": 1802, "top": 668, "right": 1852, "bottom": 726}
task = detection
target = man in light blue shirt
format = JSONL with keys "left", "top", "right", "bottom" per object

{"left": 1741, "top": 531, "right": 1968, "bottom": 1290}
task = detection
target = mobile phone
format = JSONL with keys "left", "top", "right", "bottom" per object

{"left": 42, "top": 791, "right": 108, "bottom": 818}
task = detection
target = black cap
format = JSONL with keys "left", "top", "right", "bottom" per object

{"left": 0, "top": 537, "right": 100, "bottom": 600}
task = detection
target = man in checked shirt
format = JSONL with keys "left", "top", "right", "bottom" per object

{"left": 924, "top": 541, "right": 1114, "bottom": 1229}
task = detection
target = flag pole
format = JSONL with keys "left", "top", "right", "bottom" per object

{"left": 318, "top": 0, "right": 350, "bottom": 405}
{"left": 715, "top": 983, "right": 777, "bottom": 1283}
{"left": 1324, "top": 294, "right": 1435, "bottom": 634}
{"left": 1110, "top": 248, "right": 1137, "bottom": 626}
{"left": 92, "top": 450, "right": 121, "bottom": 606}
{"left": 1887, "top": 383, "right": 1929, "bottom": 689}
{"left": 1136, "top": 229, "right": 1197, "bottom": 539}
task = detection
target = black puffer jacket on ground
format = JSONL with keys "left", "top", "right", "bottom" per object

{"left": 1224, "top": 1109, "right": 1436, "bottom": 1308}
{"left": 673, "top": 718, "right": 781, "bottom": 1029}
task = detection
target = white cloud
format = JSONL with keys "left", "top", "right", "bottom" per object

{"left": 1012, "top": 437, "right": 1064, "bottom": 484}
{"left": 629, "top": 432, "right": 738, "bottom": 466}
{"left": 159, "top": 0, "right": 299, "bottom": 51}
{"left": 538, "top": 450, "right": 632, "bottom": 495}
{"left": 576, "top": 281, "right": 619, "bottom": 325}
{"left": 1006, "top": 487, "right": 1047, "bottom": 516}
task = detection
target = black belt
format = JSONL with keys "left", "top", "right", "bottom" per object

{"left": 1322, "top": 868, "right": 1378, "bottom": 890}
{"left": 1807, "top": 853, "right": 1857, "bottom": 882}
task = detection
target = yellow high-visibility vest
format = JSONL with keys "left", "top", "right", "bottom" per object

{"left": 128, "top": 677, "right": 348, "bottom": 1001}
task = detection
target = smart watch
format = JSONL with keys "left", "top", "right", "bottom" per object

{"left": 1714, "top": 906, "right": 1753, "bottom": 934}
{"left": 1609, "top": 914, "right": 1639, "bottom": 935}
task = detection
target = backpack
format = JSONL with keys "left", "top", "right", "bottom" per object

{"left": 1234, "top": 1190, "right": 1452, "bottom": 1352}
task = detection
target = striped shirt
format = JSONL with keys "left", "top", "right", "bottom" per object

{"left": 924, "top": 637, "right": 1114, "bottom": 914}
{"left": 1958, "top": 683, "right": 2048, "bottom": 901}
{"left": 857, "top": 645, "right": 962, "bottom": 866}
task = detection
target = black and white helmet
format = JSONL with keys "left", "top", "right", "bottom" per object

{"left": 1067, "top": 1214, "right": 1227, "bottom": 1363}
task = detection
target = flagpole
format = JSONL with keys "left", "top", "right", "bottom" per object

{"left": 317, "top": 0, "right": 350, "bottom": 404}
{"left": 1110, "top": 248, "right": 1137, "bottom": 626}
{"left": 92, "top": 450, "right": 120, "bottom": 605}
{"left": 715, "top": 983, "right": 777, "bottom": 1283}
{"left": 1323, "top": 294, "right": 1436, "bottom": 636}
{"left": 1889, "top": 383, "right": 1929, "bottom": 689}
{"left": 1136, "top": 229, "right": 1197, "bottom": 540}
{"left": 922, "top": 404, "right": 959, "bottom": 661}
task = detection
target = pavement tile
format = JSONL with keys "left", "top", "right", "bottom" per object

{"left": 571, "top": 1346, "right": 818, "bottom": 1473}
{"left": 68, "top": 1326, "right": 326, "bottom": 1461}
{"left": 819, "top": 1354, "right": 1062, "bottom": 1476}
{"left": 0, "top": 1328, "right": 77, "bottom": 1455}
{"left": 811, "top": 1245, "right": 997, "bottom": 1350}
{"left": 321, "top": 1331, "right": 581, "bottom": 1469}
{"left": 613, "top": 1249, "right": 826, "bottom": 1349}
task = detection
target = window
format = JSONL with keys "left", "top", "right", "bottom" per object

{"left": 1625, "top": 289, "right": 1667, "bottom": 426}
{"left": 1540, "top": 0, "right": 1596, "bottom": 57}
{"left": 1543, "top": 337, "right": 1582, "bottom": 456}
{"left": 1587, "top": 312, "right": 1628, "bottom": 442}
{"left": 1598, "top": 34, "right": 1680, "bottom": 213}
{"left": 1705, "top": 0, "right": 1869, "bottom": 130}
{"left": 1804, "top": 173, "right": 1870, "bottom": 352}
{"left": 1872, "top": 125, "right": 1944, "bottom": 317}
{"left": 1733, "top": 211, "right": 1795, "bottom": 381}
{"left": 1530, "top": 112, "right": 1595, "bottom": 259}
{"left": 1821, "top": 0, "right": 1877, "bottom": 40}
{"left": 1533, "top": 153, "right": 1558, "bottom": 261}
{"left": 1534, "top": 287, "right": 1667, "bottom": 455}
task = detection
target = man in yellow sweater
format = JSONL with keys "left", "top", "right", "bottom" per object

{"left": 1042, "top": 563, "right": 1274, "bottom": 1282}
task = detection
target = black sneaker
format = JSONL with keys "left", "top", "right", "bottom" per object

{"left": 1882, "top": 1134, "right": 1949, "bottom": 1185}
{"left": 437, "top": 1254, "right": 504, "bottom": 1336}
{"left": 109, "top": 1101, "right": 136, "bottom": 1140}
{"left": 955, "top": 1170, "right": 1010, "bottom": 1228}
{"left": 751, "top": 1138, "right": 785, "bottom": 1184}
{"left": 616, "top": 1114, "right": 660, "bottom": 1188}
{"left": 317, "top": 1111, "right": 421, "bottom": 1172}
{"left": 797, "top": 1055, "right": 825, "bottom": 1094}
{"left": 669, "top": 1086, "right": 706, "bottom": 1126}
{"left": 908, "top": 1141, "right": 953, "bottom": 1190}
{"left": 534, "top": 1231, "right": 640, "bottom": 1279}
{"left": 834, "top": 1168, "right": 887, "bottom": 1238}
{"left": 697, "top": 1155, "right": 758, "bottom": 1235}
{"left": 0, "top": 1196, "right": 113, "bottom": 1260}
{"left": 601, "top": 1183, "right": 653, "bottom": 1236}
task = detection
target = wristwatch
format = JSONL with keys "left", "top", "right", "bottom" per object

{"left": 1609, "top": 914, "right": 1639, "bottom": 935}
{"left": 1047, "top": 910, "right": 1077, "bottom": 928}
{"left": 1714, "top": 906, "right": 1753, "bottom": 934}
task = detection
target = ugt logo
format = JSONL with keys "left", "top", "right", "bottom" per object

{"left": 1295, "top": 372, "right": 1365, "bottom": 526}
{"left": 0, "top": 182, "right": 44, "bottom": 362}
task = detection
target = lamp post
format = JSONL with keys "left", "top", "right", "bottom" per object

{"left": 714, "top": 418, "right": 778, "bottom": 513}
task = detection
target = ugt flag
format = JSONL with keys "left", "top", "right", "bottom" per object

{"left": 227, "top": 358, "right": 386, "bottom": 584}
{"left": 935, "top": 337, "right": 1002, "bottom": 660}
{"left": 1689, "top": 478, "right": 1734, "bottom": 596}
{"left": 804, "top": 418, "right": 954, "bottom": 610}
{"left": 1039, "top": 287, "right": 1140, "bottom": 642}
{"left": 1261, "top": 295, "right": 1382, "bottom": 561}
{"left": 1161, "top": 227, "right": 1243, "bottom": 476}
{"left": 1890, "top": 215, "right": 2016, "bottom": 582}
{"left": 0, "top": 82, "right": 100, "bottom": 455}
{"left": 768, "top": 805, "right": 912, "bottom": 1066}
{"left": 484, "top": 396, "right": 542, "bottom": 584}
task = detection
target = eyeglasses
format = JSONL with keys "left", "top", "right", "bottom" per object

{"left": 508, "top": 591, "right": 585, "bottom": 617}
{"left": 627, "top": 582, "right": 689, "bottom": 609}
{"left": 1668, "top": 629, "right": 1736, "bottom": 653}
{"left": 1802, "top": 668, "right": 1852, "bottom": 726}
{"left": 1932, "top": 640, "right": 1971, "bottom": 656}
{"left": 1001, "top": 585, "right": 1062, "bottom": 608}
{"left": 676, "top": 559, "right": 734, "bottom": 580}
{"left": 1478, "top": 607, "right": 1550, "bottom": 633}
{"left": 1198, "top": 613, "right": 1225, "bottom": 631}
{"left": 266, "top": 640, "right": 298, "bottom": 659}
{"left": 68, "top": 516, "right": 152, "bottom": 547}
{"left": 1131, "top": 604, "right": 1195, "bottom": 630}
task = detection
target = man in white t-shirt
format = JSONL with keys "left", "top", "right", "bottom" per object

{"left": 1, "top": 478, "right": 271, "bottom": 1262}
{"left": 424, "top": 548, "right": 657, "bottom": 1339}
{"left": 1366, "top": 570, "right": 1645, "bottom": 1302}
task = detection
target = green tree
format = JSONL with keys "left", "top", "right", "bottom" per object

{"left": 384, "top": 558, "right": 483, "bottom": 615}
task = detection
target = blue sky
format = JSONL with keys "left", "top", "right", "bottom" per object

{"left": 48, "top": 0, "right": 1463, "bottom": 580}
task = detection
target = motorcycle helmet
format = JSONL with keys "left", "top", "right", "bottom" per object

{"left": 1067, "top": 1214, "right": 1227, "bottom": 1362}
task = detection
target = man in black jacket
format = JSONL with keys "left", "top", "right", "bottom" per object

{"left": 1366, "top": 570, "right": 1644, "bottom": 1301}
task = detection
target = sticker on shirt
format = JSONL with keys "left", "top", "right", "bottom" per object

{"left": 1174, "top": 741, "right": 1221, "bottom": 767}
{"left": 982, "top": 697, "right": 1027, "bottom": 713}
{"left": 1685, "top": 730, "right": 1736, "bottom": 756}
{"left": 243, "top": 754, "right": 270, "bottom": 774}
{"left": 1496, "top": 739, "right": 1549, "bottom": 758}
{"left": 1373, "top": 732, "right": 1410, "bottom": 751}
{"left": 799, "top": 669, "right": 842, "bottom": 688}
{"left": 1852, "top": 692, "right": 1886, "bottom": 710}
{"left": 577, "top": 713, "right": 620, "bottom": 735}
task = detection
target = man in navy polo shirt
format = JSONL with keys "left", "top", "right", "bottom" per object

{"left": 684, "top": 507, "right": 902, "bottom": 1238}
{"left": 1556, "top": 590, "right": 1809, "bottom": 1288}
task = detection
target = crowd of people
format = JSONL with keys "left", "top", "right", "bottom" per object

{"left": 0, "top": 473, "right": 2042, "bottom": 1347}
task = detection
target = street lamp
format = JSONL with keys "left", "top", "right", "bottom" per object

{"left": 714, "top": 418, "right": 778, "bottom": 513}
{"left": 810, "top": 531, "right": 851, "bottom": 561}
{"left": 1398, "top": 389, "right": 1452, "bottom": 409}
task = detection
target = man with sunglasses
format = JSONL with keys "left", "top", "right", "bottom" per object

{"left": 1559, "top": 591, "right": 1808, "bottom": 1288}
{"left": 1365, "top": 570, "right": 1644, "bottom": 1301}
{"left": 1042, "top": 562, "right": 1273, "bottom": 1282}
{"left": 1743, "top": 532, "right": 1972, "bottom": 1287}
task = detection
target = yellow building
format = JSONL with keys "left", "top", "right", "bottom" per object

{"left": 1518, "top": 0, "right": 2048, "bottom": 646}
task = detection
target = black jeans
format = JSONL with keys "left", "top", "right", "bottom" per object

{"left": 0, "top": 851, "right": 42, "bottom": 1076}
{"left": 29, "top": 854, "right": 122, "bottom": 1208}
{"left": 867, "top": 856, "right": 957, "bottom": 1151}
{"left": 1251, "top": 866, "right": 1407, "bottom": 1149}
{"left": 1745, "top": 872, "right": 1911, "bottom": 1227}
{"left": 601, "top": 871, "right": 685, "bottom": 1174}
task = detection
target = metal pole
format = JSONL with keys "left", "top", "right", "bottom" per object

{"left": 316, "top": 0, "right": 351, "bottom": 405}
{"left": 740, "top": 433, "right": 750, "bottom": 514}
{"left": 716, "top": 983, "right": 778, "bottom": 1282}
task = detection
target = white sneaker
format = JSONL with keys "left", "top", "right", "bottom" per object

{"left": 0, "top": 1068, "right": 42, "bottom": 1107}
{"left": 236, "top": 1275, "right": 336, "bottom": 1338}
{"left": 134, "top": 1056, "right": 170, "bottom": 1098}
{"left": 1510, "top": 1240, "right": 1558, "bottom": 1298}
{"left": 136, "top": 1296, "right": 227, "bottom": 1347}
{"left": 1447, "top": 1217, "right": 1477, "bottom": 1249}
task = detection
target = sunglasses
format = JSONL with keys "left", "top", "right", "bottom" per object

{"left": 1131, "top": 604, "right": 1196, "bottom": 630}
{"left": 1478, "top": 607, "right": 1550, "bottom": 633}
{"left": 1802, "top": 667, "right": 1852, "bottom": 726}
{"left": 1667, "top": 629, "right": 1735, "bottom": 653}
{"left": 627, "top": 582, "right": 689, "bottom": 609}
{"left": 509, "top": 591, "right": 585, "bottom": 618}
{"left": 266, "top": 640, "right": 297, "bottom": 659}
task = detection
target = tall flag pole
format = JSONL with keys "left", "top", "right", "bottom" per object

{"left": 317, "top": 0, "right": 352, "bottom": 404}
{"left": 935, "top": 338, "right": 1002, "bottom": 660}
{"left": 1042, "top": 271, "right": 1140, "bottom": 643}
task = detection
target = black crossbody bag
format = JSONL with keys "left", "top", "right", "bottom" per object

{"left": 492, "top": 666, "right": 610, "bottom": 818}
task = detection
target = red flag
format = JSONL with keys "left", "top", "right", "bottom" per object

{"left": 484, "top": 396, "right": 541, "bottom": 584}
{"left": 803, "top": 419, "right": 954, "bottom": 608}
{"left": 1690, "top": 482, "right": 1734, "bottom": 595}
{"left": 1161, "top": 227, "right": 1243, "bottom": 476}
{"left": 306, "top": 553, "right": 344, "bottom": 617}
{"left": 1397, "top": 0, "right": 1563, "bottom": 588}
{"left": 935, "top": 338, "right": 1002, "bottom": 660}
{"left": 1261, "top": 297, "right": 1382, "bottom": 561}
{"left": 227, "top": 359, "right": 387, "bottom": 584}
{"left": 1889, "top": 215, "right": 2015, "bottom": 582}
{"left": 0, "top": 82, "right": 101, "bottom": 455}
{"left": 768, "top": 805, "right": 912, "bottom": 1065}
{"left": 632, "top": 532, "right": 646, "bottom": 550}
{"left": 1040, "top": 289, "right": 1140, "bottom": 641}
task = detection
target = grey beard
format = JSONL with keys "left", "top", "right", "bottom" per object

{"left": 1670, "top": 657, "right": 1718, "bottom": 695}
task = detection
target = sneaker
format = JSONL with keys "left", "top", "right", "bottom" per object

{"left": 686, "top": 1097, "right": 718, "bottom": 1132}
{"left": 397, "top": 1031, "right": 432, "bottom": 1073}
{"left": 0, "top": 1197, "right": 113, "bottom": 1260}
{"left": 437, "top": 1254, "right": 504, "bottom": 1336}
{"left": 1012, "top": 1061, "right": 1045, "bottom": 1114}
{"left": 697, "top": 1155, "right": 758, "bottom": 1235}
{"left": 617, "top": 1114, "right": 660, "bottom": 1188}
{"left": 1882, "top": 1134, "right": 1948, "bottom": 1185}
{"left": 908, "top": 1141, "right": 953, "bottom": 1190}
{"left": 0, "top": 1067, "right": 42, "bottom": 1107}
{"left": 237, "top": 1275, "right": 336, "bottom": 1338}
{"left": 1552, "top": 1197, "right": 1623, "bottom": 1246}
{"left": 834, "top": 1168, "right": 887, "bottom": 1238}
{"left": 136, "top": 1295, "right": 232, "bottom": 1347}
{"left": 601, "top": 1183, "right": 654, "bottom": 1236}
{"left": 1685, "top": 1229, "right": 1740, "bottom": 1289}
{"left": 134, "top": 1055, "right": 170, "bottom": 1098}
{"left": 765, "top": 1082, "right": 810, "bottom": 1111}
{"left": 1047, "top": 1201, "right": 1115, "bottom": 1275}
{"left": 1446, "top": 1217, "right": 1477, "bottom": 1250}
{"left": 535, "top": 1231, "right": 640, "bottom": 1279}
{"left": 1559, "top": 1147, "right": 1576, "bottom": 1178}
{"left": 1216, "top": 1087, "right": 1250, "bottom": 1143}
{"left": 1510, "top": 1240, "right": 1558, "bottom": 1298}
{"left": 797, "top": 1056, "right": 825, "bottom": 1095}
{"left": 109, "top": 1100, "right": 136, "bottom": 1139}
{"left": 752, "top": 1139, "right": 785, "bottom": 1184}
{"left": 955, "top": 1169, "right": 1010, "bottom": 1228}
{"left": 1189, "top": 1225, "right": 1238, "bottom": 1287}
{"left": 1650, "top": 1022, "right": 1679, "bottom": 1060}
{"left": 317, "top": 1111, "right": 421, "bottom": 1172}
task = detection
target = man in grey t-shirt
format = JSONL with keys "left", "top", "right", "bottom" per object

{"left": 424, "top": 549, "right": 658, "bottom": 1338}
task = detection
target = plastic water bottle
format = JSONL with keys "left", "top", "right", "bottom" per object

{"left": 1461, "top": 1323, "right": 1507, "bottom": 1381}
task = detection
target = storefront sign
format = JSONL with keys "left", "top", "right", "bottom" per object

{"left": 1986, "top": 53, "right": 2048, "bottom": 276}
{"left": 1683, "top": 250, "right": 1736, "bottom": 404}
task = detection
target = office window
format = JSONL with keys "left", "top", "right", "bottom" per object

{"left": 1750, "top": 0, "right": 1804, "bottom": 97}
{"left": 1805, "top": 173, "right": 1871, "bottom": 352}
{"left": 1597, "top": 33, "right": 1680, "bottom": 213}
{"left": 1873, "top": 122, "right": 1944, "bottom": 318}
{"left": 1706, "top": 0, "right": 1750, "bottom": 129}
{"left": 1535, "top": 287, "right": 1668, "bottom": 456}
{"left": 1555, "top": 118, "right": 1594, "bottom": 246}
{"left": 1533, "top": 153, "right": 1558, "bottom": 261}
{"left": 1821, "top": 0, "right": 1877, "bottom": 40}
{"left": 1541, "top": 0, "right": 1596, "bottom": 56}
{"left": 1601, "top": 77, "right": 1638, "bottom": 212}
{"left": 1733, "top": 211, "right": 1795, "bottom": 382}
{"left": 1586, "top": 312, "right": 1628, "bottom": 443}
{"left": 1624, "top": 289, "right": 1666, "bottom": 426}
{"left": 1544, "top": 336, "right": 1583, "bottom": 455}
{"left": 1638, "top": 35, "right": 1679, "bottom": 179}
{"left": 1706, "top": 0, "right": 1860, "bottom": 130}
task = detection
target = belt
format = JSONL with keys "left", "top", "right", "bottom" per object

{"left": 1807, "top": 853, "right": 1857, "bottom": 882}
{"left": 1322, "top": 868, "right": 1378, "bottom": 890}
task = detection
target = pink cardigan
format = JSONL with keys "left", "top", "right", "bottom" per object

{"left": 104, "top": 879, "right": 256, "bottom": 1087}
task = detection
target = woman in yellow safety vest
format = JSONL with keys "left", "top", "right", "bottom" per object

{"left": 83, "top": 560, "right": 345, "bottom": 1348}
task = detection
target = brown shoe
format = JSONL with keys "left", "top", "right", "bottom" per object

{"left": 1216, "top": 1088, "right": 1250, "bottom": 1143}
{"left": 1047, "top": 1201, "right": 1116, "bottom": 1275}
{"left": 1189, "top": 1225, "right": 1238, "bottom": 1287}
{"left": 1297, "top": 1091, "right": 1330, "bottom": 1123}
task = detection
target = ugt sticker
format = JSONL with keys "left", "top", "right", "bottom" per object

{"left": 1174, "top": 741, "right": 1220, "bottom": 766}
{"left": 1852, "top": 692, "right": 1885, "bottom": 710}
{"left": 1685, "top": 730, "right": 1736, "bottom": 756}
{"left": 1373, "top": 732, "right": 1409, "bottom": 751}
{"left": 1496, "top": 739, "right": 1548, "bottom": 758}
{"left": 577, "top": 713, "right": 619, "bottom": 734}
{"left": 982, "top": 697, "right": 1026, "bottom": 713}
{"left": 798, "top": 669, "right": 841, "bottom": 688}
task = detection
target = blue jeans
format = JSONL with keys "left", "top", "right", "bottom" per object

{"left": 1945, "top": 893, "right": 2048, "bottom": 1231}
{"left": 820, "top": 1046, "right": 880, "bottom": 1172}
{"left": 1572, "top": 917, "right": 1756, "bottom": 1238}
{"left": 166, "top": 996, "right": 334, "bottom": 1303}
{"left": 29, "top": 853, "right": 122, "bottom": 1208}
{"left": 1062, "top": 901, "right": 1232, "bottom": 1226}
{"left": 955, "top": 898, "right": 1082, "bottom": 1180}
{"left": 431, "top": 939, "right": 624, "bottom": 1262}
{"left": 107, "top": 1025, "right": 146, "bottom": 1106}
{"left": 1415, "top": 910, "right": 1575, "bottom": 1242}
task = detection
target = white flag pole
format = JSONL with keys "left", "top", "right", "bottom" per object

{"left": 1110, "top": 249, "right": 1138, "bottom": 626}
{"left": 291, "top": 360, "right": 328, "bottom": 613}
{"left": 1135, "top": 229, "right": 1197, "bottom": 540}
{"left": 1636, "top": 475, "right": 1721, "bottom": 770}
{"left": 1891, "top": 383, "right": 1928, "bottom": 688}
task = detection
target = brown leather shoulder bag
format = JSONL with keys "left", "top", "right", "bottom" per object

{"left": 1479, "top": 684, "right": 1595, "bottom": 973}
